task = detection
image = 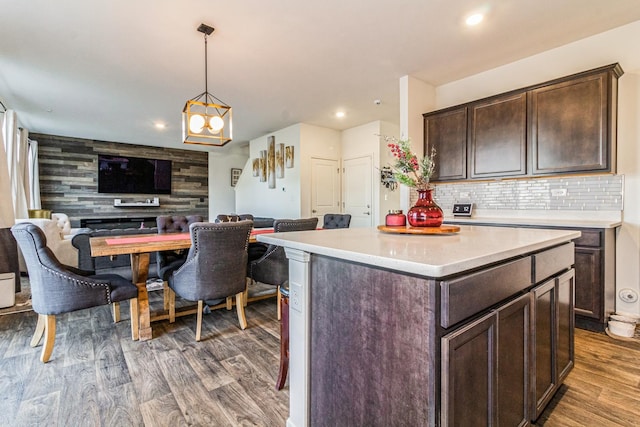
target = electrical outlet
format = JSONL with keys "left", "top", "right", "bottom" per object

{"left": 290, "top": 282, "right": 303, "bottom": 312}
{"left": 551, "top": 188, "right": 567, "bottom": 197}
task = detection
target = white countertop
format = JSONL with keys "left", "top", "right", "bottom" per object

{"left": 258, "top": 225, "right": 580, "bottom": 278}
{"left": 443, "top": 216, "right": 621, "bottom": 229}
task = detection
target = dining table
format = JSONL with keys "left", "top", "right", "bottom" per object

{"left": 90, "top": 228, "right": 274, "bottom": 340}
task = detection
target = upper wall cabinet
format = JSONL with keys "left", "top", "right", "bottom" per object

{"left": 424, "top": 107, "right": 467, "bottom": 181}
{"left": 424, "top": 63, "right": 623, "bottom": 182}
{"left": 529, "top": 64, "right": 622, "bottom": 175}
{"left": 469, "top": 92, "right": 527, "bottom": 179}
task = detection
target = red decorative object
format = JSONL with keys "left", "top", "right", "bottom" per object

{"left": 385, "top": 210, "right": 406, "bottom": 226}
{"left": 407, "top": 189, "right": 443, "bottom": 227}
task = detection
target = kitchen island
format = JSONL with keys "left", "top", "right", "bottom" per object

{"left": 259, "top": 225, "right": 581, "bottom": 427}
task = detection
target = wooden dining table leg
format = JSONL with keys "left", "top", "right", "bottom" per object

{"left": 131, "top": 252, "right": 152, "bottom": 341}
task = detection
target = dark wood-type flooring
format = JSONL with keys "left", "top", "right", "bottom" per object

{"left": 1, "top": 290, "right": 639, "bottom": 426}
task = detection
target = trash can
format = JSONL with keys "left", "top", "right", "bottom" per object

{"left": 0, "top": 272, "right": 16, "bottom": 308}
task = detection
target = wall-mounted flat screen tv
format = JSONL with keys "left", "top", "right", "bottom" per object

{"left": 98, "top": 154, "right": 172, "bottom": 194}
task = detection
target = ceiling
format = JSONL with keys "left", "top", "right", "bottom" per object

{"left": 2, "top": 1, "right": 640, "bottom": 153}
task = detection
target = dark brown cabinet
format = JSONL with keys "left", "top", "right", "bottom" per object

{"left": 424, "top": 107, "right": 467, "bottom": 181}
{"left": 572, "top": 228, "right": 615, "bottom": 331}
{"left": 531, "top": 270, "right": 575, "bottom": 420}
{"left": 497, "top": 293, "right": 531, "bottom": 427}
{"left": 441, "top": 311, "right": 496, "bottom": 426}
{"left": 424, "top": 63, "right": 622, "bottom": 181}
{"left": 470, "top": 92, "right": 527, "bottom": 178}
{"left": 529, "top": 65, "right": 622, "bottom": 175}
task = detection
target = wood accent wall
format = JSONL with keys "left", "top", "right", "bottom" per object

{"left": 33, "top": 133, "right": 208, "bottom": 226}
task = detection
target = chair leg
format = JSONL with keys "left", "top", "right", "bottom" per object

{"left": 41, "top": 314, "right": 56, "bottom": 363}
{"left": 277, "top": 286, "right": 282, "bottom": 321}
{"left": 163, "top": 281, "right": 169, "bottom": 310}
{"left": 226, "top": 296, "right": 233, "bottom": 310}
{"left": 168, "top": 287, "right": 176, "bottom": 323}
{"left": 112, "top": 302, "right": 121, "bottom": 323}
{"left": 236, "top": 291, "right": 247, "bottom": 330}
{"left": 30, "top": 313, "right": 46, "bottom": 347}
{"left": 130, "top": 298, "right": 139, "bottom": 341}
{"left": 196, "top": 300, "right": 204, "bottom": 342}
{"left": 276, "top": 295, "right": 290, "bottom": 390}
{"left": 243, "top": 277, "right": 250, "bottom": 307}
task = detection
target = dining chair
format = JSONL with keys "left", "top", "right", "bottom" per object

{"left": 247, "top": 217, "right": 318, "bottom": 318}
{"left": 164, "top": 221, "right": 253, "bottom": 341}
{"left": 156, "top": 215, "right": 203, "bottom": 280}
{"left": 323, "top": 213, "right": 352, "bottom": 229}
{"left": 11, "top": 222, "right": 139, "bottom": 363}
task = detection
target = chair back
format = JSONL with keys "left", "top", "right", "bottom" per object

{"left": 11, "top": 223, "right": 111, "bottom": 314}
{"left": 274, "top": 217, "right": 319, "bottom": 233}
{"left": 249, "top": 218, "right": 318, "bottom": 287}
{"left": 322, "top": 214, "right": 352, "bottom": 229}
{"left": 157, "top": 215, "right": 203, "bottom": 233}
{"left": 169, "top": 221, "right": 253, "bottom": 302}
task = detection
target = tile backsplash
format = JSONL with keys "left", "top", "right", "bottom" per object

{"left": 428, "top": 174, "right": 624, "bottom": 212}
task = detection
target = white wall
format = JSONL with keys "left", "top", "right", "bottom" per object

{"left": 208, "top": 149, "right": 248, "bottom": 219}
{"left": 234, "top": 123, "right": 340, "bottom": 219}
{"left": 426, "top": 20, "right": 640, "bottom": 315}
{"left": 235, "top": 124, "right": 302, "bottom": 218}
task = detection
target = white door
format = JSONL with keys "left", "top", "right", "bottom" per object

{"left": 343, "top": 155, "right": 373, "bottom": 228}
{"left": 311, "top": 158, "right": 340, "bottom": 224}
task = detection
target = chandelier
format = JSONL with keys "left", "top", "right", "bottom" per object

{"left": 182, "top": 23, "right": 232, "bottom": 147}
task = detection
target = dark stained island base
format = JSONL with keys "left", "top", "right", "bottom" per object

{"left": 258, "top": 225, "right": 580, "bottom": 427}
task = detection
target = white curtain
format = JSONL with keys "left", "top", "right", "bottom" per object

{"left": 18, "top": 128, "right": 31, "bottom": 210}
{"left": 2, "top": 109, "right": 29, "bottom": 220}
{"left": 0, "top": 111, "right": 16, "bottom": 227}
{"left": 28, "top": 139, "right": 41, "bottom": 209}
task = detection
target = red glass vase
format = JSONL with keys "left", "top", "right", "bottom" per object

{"left": 408, "top": 189, "right": 443, "bottom": 227}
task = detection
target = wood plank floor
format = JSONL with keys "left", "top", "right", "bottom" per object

{"left": 1, "top": 293, "right": 639, "bottom": 426}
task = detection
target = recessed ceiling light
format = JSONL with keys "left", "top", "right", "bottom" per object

{"left": 154, "top": 122, "right": 166, "bottom": 129}
{"left": 336, "top": 111, "right": 345, "bottom": 118}
{"left": 465, "top": 13, "right": 484, "bottom": 26}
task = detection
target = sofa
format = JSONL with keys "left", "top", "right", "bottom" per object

{"left": 72, "top": 227, "right": 159, "bottom": 279}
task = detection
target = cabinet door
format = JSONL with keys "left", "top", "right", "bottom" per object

{"left": 470, "top": 93, "right": 527, "bottom": 178}
{"left": 496, "top": 293, "right": 531, "bottom": 427}
{"left": 531, "top": 279, "right": 556, "bottom": 420}
{"left": 424, "top": 107, "right": 467, "bottom": 181}
{"left": 441, "top": 312, "right": 496, "bottom": 426}
{"left": 529, "top": 71, "right": 610, "bottom": 174}
{"left": 574, "top": 247, "right": 602, "bottom": 319}
{"left": 557, "top": 269, "right": 575, "bottom": 383}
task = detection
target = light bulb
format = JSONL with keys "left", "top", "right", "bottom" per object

{"left": 208, "top": 115, "right": 224, "bottom": 134}
{"left": 189, "top": 114, "right": 205, "bottom": 133}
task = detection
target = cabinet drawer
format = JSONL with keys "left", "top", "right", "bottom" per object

{"left": 573, "top": 229, "right": 601, "bottom": 248}
{"left": 533, "top": 242, "right": 575, "bottom": 283}
{"left": 441, "top": 257, "right": 532, "bottom": 328}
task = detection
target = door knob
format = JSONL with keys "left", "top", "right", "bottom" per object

{"left": 312, "top": 209, "right": 317, "bottom": 213}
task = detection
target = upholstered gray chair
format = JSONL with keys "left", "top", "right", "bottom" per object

{"left": 323, "top": 213, "right": 352, "bottom": 229}
{"left": 11, "top": 222, "right": 138, "bottom": 363}
{"left": 165, "top": 221, "right": 253, "bottom": 341}
{"left": 247, "top": 218, "right": 318, "bottom": 318}
{"left": 156, "top": 215, "right": 203, "bottom": 280}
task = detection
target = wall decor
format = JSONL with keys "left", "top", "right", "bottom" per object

{"left": 267, "top": 136, "right": 276, "bottom": 189}
{"left": 252, "top": 158, "right": 259, "bottom": 176}
{"left": 259, "top": 150, "right": 267, "bottom": 182}
{"left": 231, "top": 168, "right": 242, "bottom": 187}
{"left": 285, "top": 145, "right": 294, "bottom": 168}
{"left": 276, "top": 143, "right": 285, "bottom": 178}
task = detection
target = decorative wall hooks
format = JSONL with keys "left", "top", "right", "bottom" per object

{"left": 380, "top": 166, "right": 397, "bottom": 191}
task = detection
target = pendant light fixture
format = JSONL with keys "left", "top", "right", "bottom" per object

{"left": 182, "top": 23, "right": 232, "bottom": 147}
